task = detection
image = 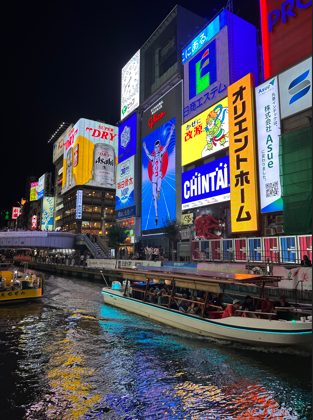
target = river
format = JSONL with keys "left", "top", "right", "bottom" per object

{"left": 0, "top": 272, "right": 311, "bottom": 419}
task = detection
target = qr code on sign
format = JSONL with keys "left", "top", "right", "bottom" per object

{"left": 266, "top": 181, "right": 279, "bottom": 198}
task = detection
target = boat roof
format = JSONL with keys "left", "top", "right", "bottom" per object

{"left": 117, "top": 266, "right": 280, "bottom": 286}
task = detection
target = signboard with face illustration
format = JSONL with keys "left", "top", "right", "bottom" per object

{"left": 181, "top": 97, "right": 228, "bottom": 166}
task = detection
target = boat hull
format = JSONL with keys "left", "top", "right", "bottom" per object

{"left": 0, "top": 288, "right": 43, "bottom": 303}
{"left": 102, "top": 289, "right": 312, "bottom": 347}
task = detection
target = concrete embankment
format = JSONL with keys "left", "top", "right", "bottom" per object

{"left": 16, "top": 260, "right": 312, "bottom": 304}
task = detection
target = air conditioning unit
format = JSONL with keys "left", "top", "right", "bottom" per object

{"left": 276, "top": 225, "right": 284, "bottom": 234}
{"left": 264, "top": 227, "right": 275, "bottom": 236}
{"left": 276, "top": 215, "right": 284, "bottom": 224}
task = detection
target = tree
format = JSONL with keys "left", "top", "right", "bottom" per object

{"left": 107, "top": 225, "right": 128, "bottom": 257}
{"left": 164, "top": 219, "right": 181, "bottom": 261}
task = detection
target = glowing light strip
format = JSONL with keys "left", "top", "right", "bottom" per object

{"left": 260, "top": 0, "right": 271, "bottom": 79}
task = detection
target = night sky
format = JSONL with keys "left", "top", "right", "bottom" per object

{"left": 2, "top": 0, "right": 260, "bottom": 211}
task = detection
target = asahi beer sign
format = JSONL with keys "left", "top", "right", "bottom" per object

{"left": 182, "top": 156, "right": 230, "bottom": 210}
{"left": 255, "top": 77, "right": 283, "bottom": 213}
{"left": 62, "top": 118, "right": 117, "bottom": 194}
{"left": 121, "top": 50, "right": 140, "bottom": 120}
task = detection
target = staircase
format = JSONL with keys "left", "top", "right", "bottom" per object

{"left": 75, "top": 234, "right": 107, "bottom": 259}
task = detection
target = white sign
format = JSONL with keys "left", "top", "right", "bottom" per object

{"left": 37, "top": 174, "right": 46, "bottom": 199}
{"left": 279, "top": 57, "right": 312, "bottom": 119}
{"left": 121, "top": 50, "right": 140, "bottom": 120}
{"left": 255, "top": 77, "right": 283, "bottom": 213}
{"left": 76, "top": 190, "right": 83, "bottom": 220}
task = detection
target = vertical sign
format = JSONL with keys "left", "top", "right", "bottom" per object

{"left": 31, "top": 215, "right": 37, "bottom": 230}
{"left": 41, "top": 197, "right": 54, "bottom": 231}
{"left": 228, "top": 73, "right": 259, "bottom": 233}
{"left": 255, "top": 77, "right": 283, "bottom": 213}
{"left": 121, "top": 50, "right": 140, "bottom": 120}
{"left": 11, "top": 207, "right": 21, "bottom": 220}
{"left": 76, "top": 190, "right": 83, "bottom": 220}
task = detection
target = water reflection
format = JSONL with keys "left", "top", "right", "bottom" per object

{"left": 0, "top": 274, "right": 311, "bottom": 419}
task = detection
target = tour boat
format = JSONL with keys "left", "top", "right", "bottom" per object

{"left": 101, "top": 267, "right": 312, "bottom": 348}
{"left": 0, "top": 270, "right": 44, "bottom": 303}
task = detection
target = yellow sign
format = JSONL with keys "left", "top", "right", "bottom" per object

{"left": 181, "top": 213, "right": 194, "bottom": 225}
{"left": 181, "top": 97, "right": 229, "bottom": 166}
{"left": 228, "top": 73, "right": 259, "bottom": 233}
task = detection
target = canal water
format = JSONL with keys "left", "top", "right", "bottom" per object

{"left": 0, "top": 273, "right": 311, "bottom": 419}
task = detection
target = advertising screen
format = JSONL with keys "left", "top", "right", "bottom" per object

{"left": 116, "top": 156, "right": 135, "bottom": 211}
{"left": 228, "top": 73, "right": 259, "bottom": 233}
{"left": 181, "top": 97, "right": 228, "bottom": 166}
{"left": 121, "top": 50, "right": 140, "bottom": 120}
{"left": 29, "top": 182, "right": 38, "bottom": 201}
{"left": 53, "top": 125, "right": 72, "bottom": 163}
{"left": 41, "top": 197, "right": 54, "bottom": 231}
{"left": 182, "top": 156, "right": 230, "bottom": 210}
{"left": 260, "top": 0, "right": 312, "bottom": 79}
{"left": 118, "top": 113, "right": 137, "bottom": 163}
{"left": 278, "top": 57, "right": 312, "bottom": 119}
{"left": 62, "top": 118, "right": 117, "bottom": 194}
{"left": 37, "top": 174, "right": 46, "bottom": 200}
{"left": 255, "top": 76, "right": 283, "bottom": 213}
{"left": 141, "top": 118, "right": 176, "bottom": 231}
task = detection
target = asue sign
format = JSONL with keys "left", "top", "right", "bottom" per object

{"left": 255, "top": 77, "right": 283, "bottom": 213}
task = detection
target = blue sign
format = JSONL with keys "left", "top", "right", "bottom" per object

{"left": 76, "top": 190, "right": 83, "bottom": 220}
{"left": 116, "top": 156, "right": 135, "bottom": 211}
{"left": 248, "top": 238, "right": 262, "bottom": 262}
{"left": 182, "top": 156, "right": 230, "bottom": 210}
{"left": 182, "top": 11, "right": 226, "bottom": 64}
{"left": 116, "top": 206, "right": 136, "bottom": 220}
{"left": 141, "top": 118, "right": 176, "bottom": 231}
{"left": 279, "top": 236, "right": 297, "bottom": 264}
{"left": 118, "top": 113, "right": 137, "bottom": 163}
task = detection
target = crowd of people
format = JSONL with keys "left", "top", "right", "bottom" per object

{"left": 129, "top": 283, "right": 294, "bottom": 320}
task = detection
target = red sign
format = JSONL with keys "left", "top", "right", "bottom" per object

{"left": 12, "top": 207, "right": 21, "bottom": 220}
{"left": 31, "top": 215, "right": 37, "bottom": 230}
{"left": 148, "top": 111, "right": 166, "bottom": 129}
{"left": 260, "top": 0, "right": 312, "bottom": 79}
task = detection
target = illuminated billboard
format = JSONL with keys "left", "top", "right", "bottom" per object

{"left": 29, "top": 182, "right": 38, "bottom": 201}
{"left": 37, "top": 174, "right": 45, "bottom": 199}
{"left": 260, "top": 0, "right": 312, "bottom": 79}
{"left": 11, "top": 207, "right": 21, "bottom": 220}
{"left": 53, "top": 125, "right": 72, "bottom": 163}
{"left": 181, "top": 97, "right": 228, "bottom": 166}
{"left": 41, "top": 197, "right": 54, "bottom": 231}
{"left": 116, "top": 156, "right": 135, "bottom": 211}
{"left": 76, "top": 190, "right": 83, "bottom": 220}
{"left": 182, "top": 156, "right": 230, "bottom": 210}
{"left": 62, "top": 118, "right": 117, "bottom": 194}
{"left": 141, "top": 119, "right": 176, "bottom": 231}
{"left": 118, "top": 113, "right": 137, "bottom": 163}
{"left": 255, "top": 77, "right": 283, "bottom": 213}
{"left": 121, "top": 50, "right": 140, "bottom": 120}
{"left": 228, "top": 73, "right": 259, "bottom": 233}
{"left": 278, "top": 57, "right": 312, "bottom": 119}
{"left": 183, "top": 10, "right": 258, "bottom": 122}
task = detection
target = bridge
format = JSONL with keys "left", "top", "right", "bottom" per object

{"left": 0, "top": 231, "right": 76, "bottom": 249}
{"left": 0, "top": 231, "right": 109, "bottom": 259}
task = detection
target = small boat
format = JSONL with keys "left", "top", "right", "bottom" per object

{"left": 101, "top": 267, "right": 312, "bottom": 348}
{"left": 0, "top": 269, "right": 44, "bottom": 303}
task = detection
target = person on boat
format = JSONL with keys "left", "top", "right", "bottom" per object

{"left": 213, "top": 293, "right": 224, "bottom": 309}
{"left": 275, "top": 295, "right": 292, "bottom": 320}
{"left": 187, "top": 302, "right": 200, "bottom": 315}
{"left": 222, "top": 299, "right": 241, "bottom": 318}
{"left": 241, "top": 295, "right": 255, "bottom": 312}
{"left": 301, "top": 255, "right": 312, "bottom": 267}
{"left": 261, "top": 297, "right": 274, "bottom": 314}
